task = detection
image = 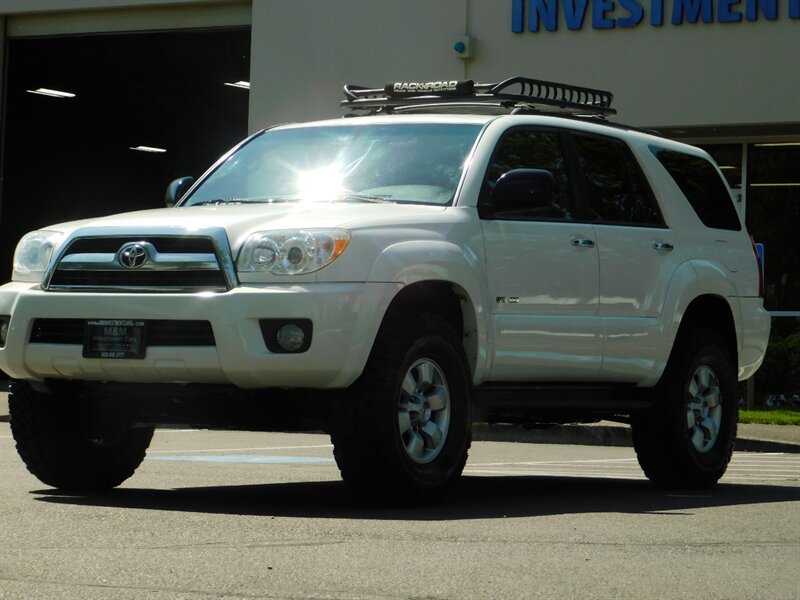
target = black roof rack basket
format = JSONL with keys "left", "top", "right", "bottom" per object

{"left": 342, "top": 76, "right": 616, "bottom": 117}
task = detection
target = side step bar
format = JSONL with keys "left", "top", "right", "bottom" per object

{"left": 473, "top": 384, "right": 654, "bottom": 425}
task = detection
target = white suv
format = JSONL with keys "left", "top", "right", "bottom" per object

{"left": 0, "top": 78, "right": 771, "bottom": 503}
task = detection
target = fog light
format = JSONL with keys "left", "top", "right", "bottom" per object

{"left": 259, "top": 319, "right": 313, "bottom": 354}
{"left": 0, "top": 316, "right": 9, "bottom": 348}
{"left": 277, "top": 324, "right": 305, "bottom": 352}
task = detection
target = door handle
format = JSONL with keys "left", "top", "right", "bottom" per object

{"left": 652, "top": 242, "right": 674, "bottom": 252}
{"left": 570, "top": 238, "right": 595, "bottom": 248}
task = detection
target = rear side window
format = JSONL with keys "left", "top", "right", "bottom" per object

{"left": 571, "top": 133, "right": 664, "bottom": 227}
{"left": 650, "top": 146, "right": 741, "bottom": 231}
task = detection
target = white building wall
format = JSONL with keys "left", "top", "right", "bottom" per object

{"left": 248, "top": 0, "right": 799, "bottom": 130}
{"left": 248, "top": 0, "right": 470, "bottom": 130}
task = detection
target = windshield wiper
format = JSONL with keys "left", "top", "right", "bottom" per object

{"left": 189, "top": 198, "right": 251, "bottom": 206}
{"left": 334, "top": 193, "right": 395, "bottom": 204}
{"left": 189, "top": 194, "right": 394, "bottom": 206}
{"left": 188, "top": 197, "right": 292, "bottom": 206}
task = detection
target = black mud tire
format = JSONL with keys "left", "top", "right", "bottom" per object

{"left": 331, "top": 312, "right": 472, "bottom": 505}
{"left": 631, "top": 329, "right": 738, "bottom": 489}
{"left": 9, "top": 382, "right": 154, "bottom": 491}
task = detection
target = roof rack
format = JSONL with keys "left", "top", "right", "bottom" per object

{"left": 341, "top": 76, "right": 616, "bottom": 117}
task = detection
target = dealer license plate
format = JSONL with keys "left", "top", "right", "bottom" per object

{"left": 83, "top": 319, "right": 146, "bottom": 359}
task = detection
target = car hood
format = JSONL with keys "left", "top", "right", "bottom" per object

{"left": 46, "top": 202, "right": 449, "bottom": 250}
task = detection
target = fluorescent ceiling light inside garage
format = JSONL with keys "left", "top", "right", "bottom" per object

{"left": 224, "top": 81, "right": 250, "bottom": 90}
{"left": 26, "top": 87, "right": 76, "bottom": 99}
{"left": 754, "top": 142, "right": 800, "bottom": 147}
{"left": 129, "top": 145, "right": 167, "bottom": 153}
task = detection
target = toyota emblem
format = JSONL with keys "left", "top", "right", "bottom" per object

{"left": 118, "top": 242, "right": 148, "bottom": 269}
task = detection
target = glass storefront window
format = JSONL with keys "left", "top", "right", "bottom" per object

{"left": 746, "top": 142, "right": 800, "bottom": 312}
{"left": 701, "top": 141, "right": 799, "bottom": 404}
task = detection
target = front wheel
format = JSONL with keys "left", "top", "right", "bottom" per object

{"left": 331, "top": 312, "right": 472, "bottom": 504}
{"left": 631, "top": 329, "right": 738, "bottom": 489}
{"left": 9, "top": 381, "right": 154, "bottom": 491}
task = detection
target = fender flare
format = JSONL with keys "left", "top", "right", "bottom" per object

{"left": 652, "top": 259, "right": 740, "bottom": 385}
{"left": 367, "top": 240, "right": 491, "bottom": 383}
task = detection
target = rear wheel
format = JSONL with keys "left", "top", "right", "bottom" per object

{"left": 631, "top": 329, "right": 737, "bottom": 489}
{"left": 9, "top": 381, "right": 154, "bottom": 491}
{"left": 331, "top": 312, "right": 472, "bottom": 504}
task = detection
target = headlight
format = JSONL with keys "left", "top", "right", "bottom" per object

{"left": 237, "top": 229, "right": 351, "bottom": 275}
{"left": 12, "top": 230, "right": 64, "bottom": 282}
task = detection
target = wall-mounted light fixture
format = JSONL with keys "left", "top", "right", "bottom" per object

{"left": 453, "top": 36, "right": 473, "bottom": 59}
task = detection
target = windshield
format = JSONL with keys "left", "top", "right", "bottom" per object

{"left": 183, "top": 123, "right": 482, "bottom": 206}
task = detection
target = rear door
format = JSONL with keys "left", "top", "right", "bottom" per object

{"left": 566, "top": 131, "right": 682, "bottom": 381}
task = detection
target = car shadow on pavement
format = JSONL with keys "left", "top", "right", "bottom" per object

{"left": 32, "top": 475, "right": 800, "bottom": 520}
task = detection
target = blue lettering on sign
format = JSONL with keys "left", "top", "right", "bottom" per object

{"left": 530, "top": 0, "right": 558, "bottom": 31}
{"left": 593, "top": 0, "right": 617, "bottom": 27}
{"left": 745, "top": 0, "right": 778, "bottom": 19}
{"left": 718, "top": 0, "right": 743, "bottom": 22}
{"left": 672, "top": 0, "right": 713, "bottom": 24}
{"left": 511, "top": 0, "right": 797, "bottom": 30}
{"left": 619, "top": 0, "right": 646, "bottom": 25}
{"left": 651, "top": 0, "right": 665, "bottom": 24}
{"left": 565, "top": 0, "right": 591, "bottom": 29}
{"left": 512, "top": 0, "right": 526, "bottom": 31}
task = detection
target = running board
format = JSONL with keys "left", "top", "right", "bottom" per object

{"left": 473, "top": 383, "right": 653, "bottom": 425}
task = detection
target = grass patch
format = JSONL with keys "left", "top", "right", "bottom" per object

{"left": 739, "top": 409, "right": 800, "bottom": 426}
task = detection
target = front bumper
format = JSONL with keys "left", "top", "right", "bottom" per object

{"left": 0, "top": 281, "right": 400, "bottom": 389}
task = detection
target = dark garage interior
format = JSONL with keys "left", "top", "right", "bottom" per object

{"left": 0, "top": 26, "right": 251, "bottom": 284}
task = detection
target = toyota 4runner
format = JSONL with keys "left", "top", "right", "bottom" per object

{"left": 0, "top": 78, "right": 771, "bottom": 503}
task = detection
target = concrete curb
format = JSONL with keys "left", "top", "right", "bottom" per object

{"left": 732, "top": 438, "right": 800, "bottom": 454}
{"left": 473, "top": 423, "right": 800, "bottom": 454}
{"left": 474, "top": 423, "right": 635, "bottom": 448}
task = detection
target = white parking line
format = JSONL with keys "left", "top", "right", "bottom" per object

{"left": 465, "top": 468, "right": 647, "bottom": 479}
{"left": 469, "top": 458, "right": 640, "bottom": 467}
{"left": 147, "top": 454, "right": 336, "bottom": 464}
{"left": 148, "top": 444, "right": 333, "bottom": 454}
{"left": 464, "top": 453, "right": 800, "bottom": 483}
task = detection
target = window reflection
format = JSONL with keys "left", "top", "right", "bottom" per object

{"left": 702, "top": 144, "right": 743, "bottom": 189}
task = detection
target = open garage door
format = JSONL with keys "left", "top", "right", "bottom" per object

{"left": 0, "top": 26, "right": 251, "bottom": 283}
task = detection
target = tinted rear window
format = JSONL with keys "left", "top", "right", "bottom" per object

{"left": 573, "top": 134, "right": 664, "bottom": 227}
{"left": 650, "top": 146, "right": 741, "bottom": 231}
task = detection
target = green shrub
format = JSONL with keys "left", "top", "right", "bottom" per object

{"left": 754, "top": 330, "right": 800, "bottom": 405}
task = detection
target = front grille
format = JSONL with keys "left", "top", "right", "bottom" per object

{"left": 49, "top": 270, "right": 227, "bottom": 289}
{"left": 46, "top": 234, "right": 231, "bottom": 293}
{"left": 30, "top": 319, "right": 216, "bottom": 347}
{"left": 63, "top": 236, "right": 217, "bottom": 255}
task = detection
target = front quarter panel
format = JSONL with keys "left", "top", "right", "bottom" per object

{"left": 365, "top": 233, "right": 491, "bottom": 384}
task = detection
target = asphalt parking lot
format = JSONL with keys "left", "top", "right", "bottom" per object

{"left": 2, "top": 418, "right": 799, "bottom": 600}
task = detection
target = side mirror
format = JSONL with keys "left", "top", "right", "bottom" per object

{"left": 489, "top": 169, "right": 555, "bottom": 214}
{"left": 164, "top": 176, "right": 195, "bottom": 207}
